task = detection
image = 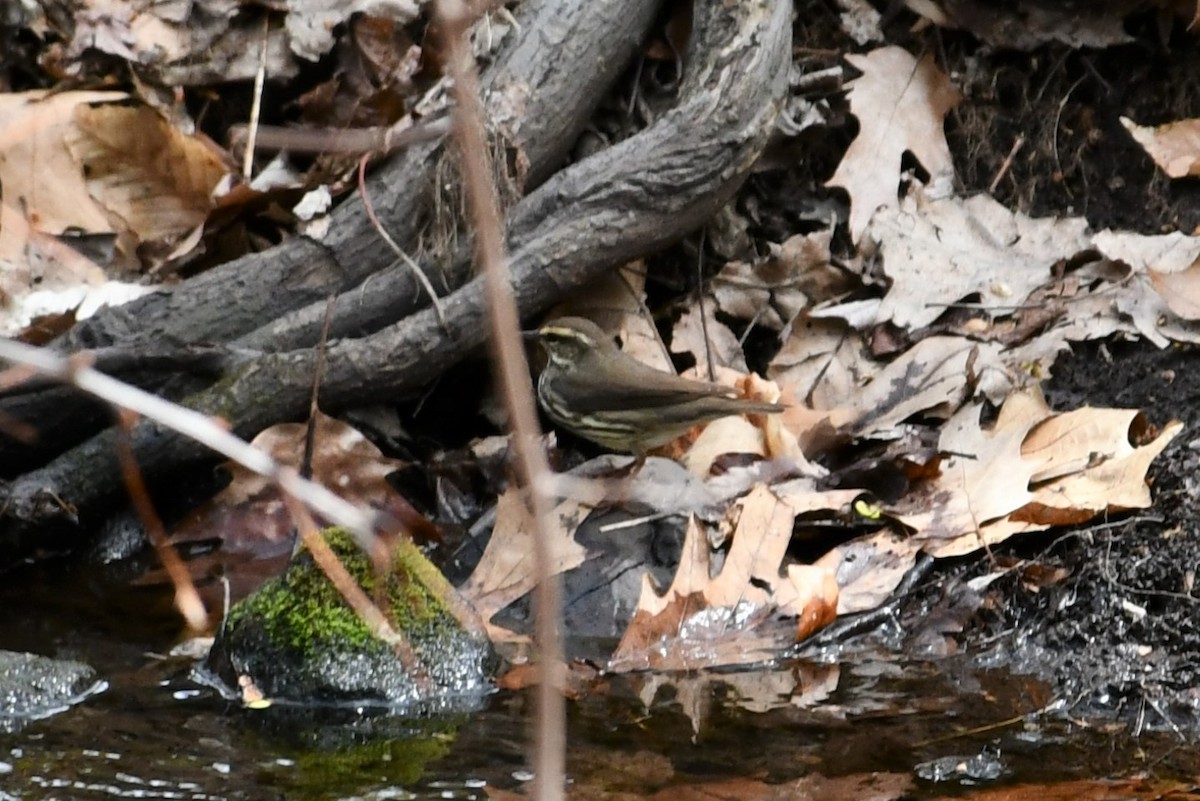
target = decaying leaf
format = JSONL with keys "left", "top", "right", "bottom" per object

{"left": 608, "top": 485, "right": 838, "bottom": 672}
{"left": 171, "top": 411, "right": 429, "bottom": 552}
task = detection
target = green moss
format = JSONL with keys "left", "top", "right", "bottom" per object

{"left": 225, "top": 528, "right": 460, "bottom": 658}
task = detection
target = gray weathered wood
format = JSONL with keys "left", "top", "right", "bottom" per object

{"left": 0, "top": 0, "right": 792, "bottom": 556}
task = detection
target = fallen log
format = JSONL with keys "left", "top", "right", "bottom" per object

{"left": 0, "top": 0, "right": 792, "bottom": 560}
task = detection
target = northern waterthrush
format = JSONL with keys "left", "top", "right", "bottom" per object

{"left": 531, "top": 316, "right": 785, "bottom": 454}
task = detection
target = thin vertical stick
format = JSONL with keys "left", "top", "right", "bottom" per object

{"left": 243, "top": 15, "right": 271, "bottom": 179}
{"left": 435, "top": 3, "right": 565, "bottom": 800}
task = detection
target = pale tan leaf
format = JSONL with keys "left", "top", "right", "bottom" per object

{"left": 870, "top": 193, "right": 1091, "bottom": 330}
{"left": 892, "top": 388, "right": 1050, "bottom": 550}
{"left": 706, "top": 485, "right": 797, "bottom": 608}
{"left": 769, "top": 317, "right": 873, "bottom": 412}
{"left": 1092, "top": 229, "right": 1200, "bottom": 273}
{"left": 921, "top": 515, "right": 1047, "bottom": 559}
{"left": 0, "top": 91, "right": 125, "bottom": 240}
{"left": 851, "top": 336, "right": 1012, "bottom": 435}
{"left": 1015, "top": 419, "right": 1182, "bottom": 524}
{"left": 458, "top": 488, "right": 591, "bottom": 624}
{"left": 671, "top": 304, "right": 748, "bottom": 373}
{"left": 776, "top": 564, "right": 839, "bottom": 639}
{"left": 1148, "top": 265, "right": 1200, "bottom": 320}
{"left": 816, "top": 529, "right": 919, "bottom": 614}
{"left": 1121, "top": 115, "right": 1200, "bottom": 178}
{"left": 0, "top": 91, "right": 131, "bottom": 328}
{"left": 684, "top": 416, "right": 767, "bottom": 476}
{"left": 826, "top": 47, "right": 960, "bottom": 242}
{"left": 711, "top": 231, "right": 839, "bottom": 329}
{"left": 1023, "top": 407, "right": 1147, "bottom": 483}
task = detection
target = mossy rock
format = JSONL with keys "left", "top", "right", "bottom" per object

{"left": 204, "top": 528, "right": 495, "bottom": 710}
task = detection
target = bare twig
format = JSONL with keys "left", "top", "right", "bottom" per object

{"left": 435, "top": 1, "right": 564, "bottom": 799}
{"left": 0, "top": 339, "right": 383, "bottom": 553}
{"left": 113, "top": 408, "right": 207, "bottom": 630}
{"left": 988, "top": 134, "right": 1025, "bottom": 195}
{"left": 243, "top": 14, "right": 271, "bottom": 179}
{"left": 231, "top": 115, "right": 452, "bottom": 157}
{"left": 357, "top": 156, "right": 449, "bottom": 328}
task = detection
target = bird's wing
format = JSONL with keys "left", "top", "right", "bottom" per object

{"left": 556, "top": 359, "right": 731, "bottom": 413}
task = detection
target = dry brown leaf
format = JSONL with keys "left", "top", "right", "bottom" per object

{"left": 0, "top": 91, "right": 125, "bottom": 237}
{"left": 777, "top": 564, "right": 840, "bottom": 639}
{"left": 684, "top": 416, "right": 767, "bottom": 476}
{"left": 841, "top": 392, "right": 1180, "bottom": 571}
{"left": 706, "top": 486, "right": 797, "bottom": 608}
{"left": 1122, "top": 115, "right": 1200, "bottom": 178}
{"left": 458, "top": 487, "right": 591, "bottom": 625}
{"left": 1091, "top": 229, "right": 1200, "bottom": 322}
{"left": 0, "top": 91, "right": 129, "bottom": 321}
{"left": 287, "top": 0, "right": 420, "bottom": 61}
{"left": 920, "top": 514, "right": 1047, "bottom": 560}
{"left": 711, "top": 231, "right": 839, "bottom": 329}
{"left": 851, "top": 336, "right": 1012, "bottom": 435}
{"left": 1083, "top": 231, "right": 1200, "bottom": 341}
{"left": 870, "top": 193, "right": 1092, "bottom": 330}
{"left": 68, "top": 0, "right": 298, "bottom": 85}
{"left": 1014, "top": 418, "right": 1182, "bottom": 525}
{"left": 826, "top": 47, "right": 960, "bottom": 242}
{"left": 817, "top": 528, "right": 917, "bottom": 614}
{"left": 66, "top": 104, "right": 228, "bottom": 252}
{"left": 1148, "top": 265, "right": 1200, "bottom": 321}
{"left": 671, "top": 304, "right": 748, "bottom": 373}
{"left": 769, "top": 317, "right": 868, "bottom": 410}
{"left": 1092, "top": 229, "right": 1200, "bottom": 273}
{"left": 608, "top": 485, "right": 805, "bottom": 671}
{"left": 171, "top": 411, "right": 432, "bottom": 551}
{"left": 893, "top": 388, "right": 1050, "bottom": 548}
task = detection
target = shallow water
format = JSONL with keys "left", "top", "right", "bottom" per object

{"left": 2, "top": 558, "right": 1197, "bottom": 801}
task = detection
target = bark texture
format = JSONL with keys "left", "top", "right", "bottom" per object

{"left": 0, "top": 0, "right": 792, "bottom": 559}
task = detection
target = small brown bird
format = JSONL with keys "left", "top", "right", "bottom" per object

{"left": 532, "top": 316, "right": 784, "bottom": 453}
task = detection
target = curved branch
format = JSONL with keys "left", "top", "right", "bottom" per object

{"left": 0, "top": 0, "right": 663, "bottom": 468}
{"left": 0, "top": 0, "right": 792, "bottom": 556}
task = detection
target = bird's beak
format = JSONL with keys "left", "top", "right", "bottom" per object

{"left": 521, "top": 328, "right": 541, "bottom": 344}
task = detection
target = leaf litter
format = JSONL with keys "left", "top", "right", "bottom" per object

{"left": 3, "top": 4, "right": 1194, "bottom": 685}
{"left": 464, "top": 44, "right": 1191, "bottom": 675}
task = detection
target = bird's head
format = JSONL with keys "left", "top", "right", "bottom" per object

{"left": 534, "top": 317, "right": 611, "bottom": 369}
